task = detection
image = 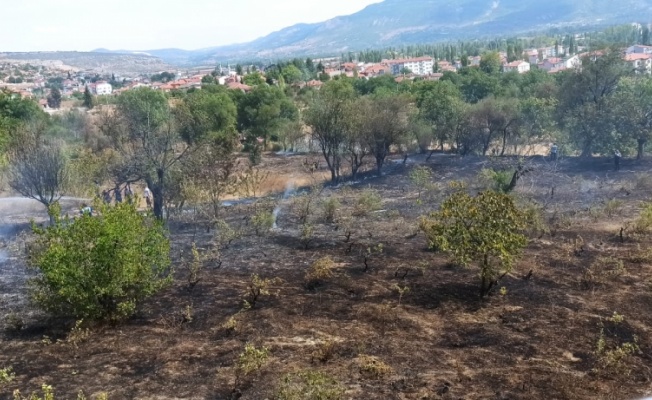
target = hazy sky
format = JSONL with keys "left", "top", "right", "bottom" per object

{"left": 2, "top": 0, "right": 382, "bottom": 52}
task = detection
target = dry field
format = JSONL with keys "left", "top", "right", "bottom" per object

{"left": 1, "top": 153, "right": 652, "bottom": 400}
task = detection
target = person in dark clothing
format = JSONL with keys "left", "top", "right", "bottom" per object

{"left": 614, "top": 150, "right": 622, "bottom": 171}
{"left": 102, "top": 190, "right": 111, "bottom": 204}
{"left": 114, "top": 185, "right": 123, "bottom": 203}
{"left": 125, "top": 183, "right": 134, "bottom": 204}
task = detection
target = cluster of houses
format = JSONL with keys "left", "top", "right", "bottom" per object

{"left": 3, "top": 42, "right": 652, "bottom": 106}
{"left": 318, "top": 43, "right": 652, "bottom": 83}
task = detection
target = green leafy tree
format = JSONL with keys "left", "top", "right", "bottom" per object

{"left": 362, "top": 93, "right": 411, "bottom": 175}
{"left": 281, "top": 65, "right": 304, "bottom": 85}
{"left": 414, "top": 80, "right": 465, "bottom": 150}
{"left": 304, "top": 79, "right": 357, "bottom": 182}
{"left": 557, "top": 50, "right": 630, "bottom": 156}
{"left": 420, "top": 189, "right": 527, "bottom": 297}
{"left": 479, "top": 51, "right": 502, "bottom": 75}
{"left": 242, "top": 72, "right": 265, "bottom": 86}
{"left": 83, "top": 86, "right": 93, "bottom": 109}
{"left": 108, "top": 88, "right": 236, "bottom": 219}
{"left": 47, "top": 87, "right": 62, "bottom": 109}
{"left": 0, "top": 89, "right": 47, "bottom": 123}
{"left": 612, "top": 76, "right": 652, "bottom": 159}
{"left": 27, "top": 201, "right": 171, "bottom": 321}
{"left": 465, "top": 97, "right": 519, "bottom": 156}
{"left": 201, "top": 75, "right": 216, "bottom": 84}
{"left": 458, "top": 67, "right": 502, "bottom": 103}
{"left": 237, "top": 84, "right": 298, "bottom": 152}
{"left": 0, "top": 90, "right": 48, "bottom": 153}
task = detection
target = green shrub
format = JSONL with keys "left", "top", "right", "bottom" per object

{"left": 300, "top": 223, "right": 315, "bottom": 250}
{"left": 305, "top": 257, "right": 335, "bottom": 289}
{"left": 409, "top": 166, "right": 434, "bottom": 200}
{"left": 0, "top": 367, "right": 15, "bottom": 386}
{"left": 357, "top": 355, "right": 392, "bottom": 379}
{"left": 353, "top": 189, "right": 382, "bottom": 217}
{"left": 595, "top": 312, "right": 640, "bottom": 374}
{"left": 11, "top": 384, "right": 108, "bottom": 400}
{"left": 603, "top": 199, "right": 624, "bottom": 218}
{"left": 581, "top": 256, "right": 626, "bottom": 289}
{"left": 632, "top": 202, "right": 652, "bottom": 233}
{"left": 243, "top": 274, "right": 282, "bottom": 310}
{"left": 251, "top": 210, "right": 275, "bottom": 236}
{"left": 235, "top": 343, "right": 270, "bottom": 390}
{"left": 27, "top": 201, "right": 171, "bottom": 322}
{"left": 321, "top": 198, "right": 340, "bottom": 223}
{"left": 420, "top": 190, "right": 527, "bottom": 297}
{"left": 276, "top": 370, "right": 345, "bottom": 400}
{"left": 479, "top": 168, "right": 514, "bottom": 193}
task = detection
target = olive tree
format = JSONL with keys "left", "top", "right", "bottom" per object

{"left": 420, "top": 189, "right": 527, "bottom": 297}
{"left": 305, "top": 79, "right": 357, "bottom": 183}
{"left": 9, "top": 138, "right": 68, "bottom": 220}
{"left": 106, "top": 87, "right": 236, "bottom": 219}
{"left": 362, "top": 93, "right": 410, "bottom": 176}
{"left": 556, "top": 50, "right": 630, "bottom": 157}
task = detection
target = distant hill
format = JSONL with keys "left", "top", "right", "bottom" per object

{"left": 0, "top": 52, "right": 170, "bottom": 75}
{"left": 105, "top": 0, "right": 652, "bottom": 65}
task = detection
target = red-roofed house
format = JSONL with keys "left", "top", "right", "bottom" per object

{"left": 624, "top": 53, "right": 652, "bottom": 73}
{"left": 226, "top": 81, "right": 252, "bottom": 93}
{"left": 306, "top": 80, "right": 324, "bottom": 88}
{"left": 525, "top": 49, "right": 539, "bottom": 64}
{"left": 361, "top": 63, "right": 389, "bottom": 77}
{"left": 341, "top": 62, "right": 358, "bottom": 72}
{"left": 540, "top": 58, "right": 565, "bottom": 72}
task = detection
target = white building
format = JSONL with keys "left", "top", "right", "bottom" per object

{"left": 626, "top": 45, "right": 652, "bottom": 55}
{"left": 95, "top": 82, "right": 113, "bottom": 95}
{"left": 503, "top": 61, "right": 530, "bottom": 74}
{"left": 563, "top": 55, "right": 581, "bottom": 69}
{"left": 384, "top": 57, "right": 434, "bottom": 76}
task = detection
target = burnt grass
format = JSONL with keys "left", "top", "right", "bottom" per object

{"left": 2, "top": 153, "right": 652, "bottom": 399}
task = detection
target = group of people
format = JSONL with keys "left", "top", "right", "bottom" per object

{"left": 81, "top": 184, "right": 153, "bottom": 216}
{"left": 101, "top": 183, "right": 135, "bottom": 205}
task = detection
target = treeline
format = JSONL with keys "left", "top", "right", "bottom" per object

{"left": 305, "top": 48, "right": 652, "bottom": 182}
{"left": 1, "top": 45, "right": 651, "bottom": 222}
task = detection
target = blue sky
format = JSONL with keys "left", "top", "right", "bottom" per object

{"left": 2, "top": 0, "right": 381, "bottom": 52}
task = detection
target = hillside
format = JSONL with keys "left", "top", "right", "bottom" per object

{"left": 106, "top": 0, "right": 652, "bottom": 64}
{"left": 0, "top": 52, "right": 170, "bottom": 75}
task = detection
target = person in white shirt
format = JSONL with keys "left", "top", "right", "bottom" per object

{"left": 550, "top": 143, "right": 558, "bottom": 161}
{"left": 614, "top": 150, "right": 622, "bottom": 171}
{"left": 144, "top": 187, "right": 152, "bottom": 208}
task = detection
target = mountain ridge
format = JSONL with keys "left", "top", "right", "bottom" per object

{"left": 93, "top": 0, "right": 652, "bottom": 65}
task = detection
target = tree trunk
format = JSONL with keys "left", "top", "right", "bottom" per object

{"left": 500, "top": 130, "right": 508, "bottom": 156}
{"left": 376, "top": 157, "right": 384, "bottom": 176}
{"left": 149, "top": 168, "right": 165, "bottom": 220}
{"left": 637, "top": 138, "right": 646, "bottom": 160}
{"left": 152, "top": 187, "right": 164, "bottom": 220}
{"left": 480, "top": 254, "right": 490, "bottom": 297}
